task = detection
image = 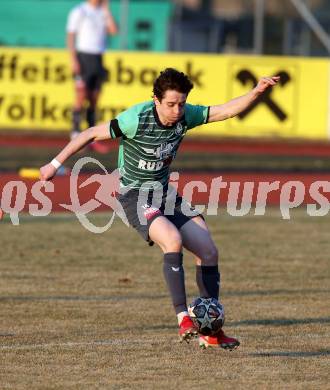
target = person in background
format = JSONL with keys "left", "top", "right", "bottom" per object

{"left": 66, "top": 0, "right": 117, "bottom": 151}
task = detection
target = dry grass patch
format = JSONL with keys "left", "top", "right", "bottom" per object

{"left": 0, "top": 209, "right": 329, "bottom": 389}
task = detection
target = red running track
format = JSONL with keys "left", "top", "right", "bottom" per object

{"left": 2, "top": 134, "right": 330, "bottom": 156}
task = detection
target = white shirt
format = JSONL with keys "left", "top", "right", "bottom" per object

{"left": 66, "top": 2, "right": 108, "bottom": 54}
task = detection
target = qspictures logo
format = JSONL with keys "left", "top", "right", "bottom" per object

{"left": 1, "top": 158, "right": 330, "bottom": 233}
{"left": 0, "top": 158, "right": 129, "bottom": 233}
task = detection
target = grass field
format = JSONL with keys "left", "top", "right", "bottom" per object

{"left": 0, "top": 209, "right": 329, "bottom": 389}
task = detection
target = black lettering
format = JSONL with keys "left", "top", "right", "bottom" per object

{"left": 41, "top": 96, "right": 57, "bottom": 120}
{"left": 237, "top": 69, "right": 290, "bottom": 121}
{"left": 62, "top": 106, "right": 72, "bottom": 122}
{"left": 22, "top": 64, "right": 38, "bottom": 82}
{"left": 107, "top": 68, "right": 112, "bottom": 83}
{"left": 29, "top": 95, "right": 36, "bottom": 119}
{"left": 0, "top": 55, "right": 18, "bottom": 80}
{"left": 8, "top": 102, "right": 25, "bottom": 120}
{"left": 10, "top": 55, "right": 18, "bottom": 80}
{"left": 185, "top": 62, "right": 204, "bottom": 87}
{"left": 139, "top": 68, "right": 157, "bottom": 86}
{"left": 0, "top": 55, "right": 5, "bottom": 78}
{"left": 99, "top": 106, "right": 127, "bottom": 121}
{"left": 117, "top": 59, "right": 134, "bottom": 84}
{"left": 43, "top": 56, "right": 51, "bottom": 81}
{"left": 54, "top": 65, "right": 67, "bottom": 83}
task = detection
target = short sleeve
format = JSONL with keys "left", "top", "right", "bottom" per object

{"left": 66, "top": 7, "right": 82, "bottom": 33}
{"left": 185, "top": 104, "right": 210, "bottom": 130}
{"left": 109, "top": 107, "right": 139, "bottom": 139}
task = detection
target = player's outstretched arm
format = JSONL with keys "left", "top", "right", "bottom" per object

{"left": 208, "top": 76, "right": 280, "bottom": 123}
{"left": 39, "top": 123, "right": 110, "bottom": 181}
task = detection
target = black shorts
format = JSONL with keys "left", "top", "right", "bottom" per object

{"left": 76, "top": 52, "right": 107, "bottom": 91}
{"left": 117, "top": 186, "right": 203, "bottom": 245}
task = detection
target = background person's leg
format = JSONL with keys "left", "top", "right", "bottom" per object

{"left": 71, "top": 78, "right": 86, "bottom": 138}
{"left": 86, "top": 89, "right": 100, "bottom": 128}
{"left": 87, "top": 88, "right": 110, "bottom": 153}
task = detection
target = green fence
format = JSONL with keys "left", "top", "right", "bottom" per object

{"left": 0, "top": 0, "right": 173, "bottom": 51}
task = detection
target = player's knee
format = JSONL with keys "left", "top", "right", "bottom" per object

{"left": 164, "top": 231, "right": 182, "bottom": 253}
{"left": 201, "top": 245, "right": 219, "bottom": 266}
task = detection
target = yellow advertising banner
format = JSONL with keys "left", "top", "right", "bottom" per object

{"left": 0, "top": 47, "right": 328, "bottom": 139}
{"left": 223, "top": 55, "right": 329, "bottom": 139}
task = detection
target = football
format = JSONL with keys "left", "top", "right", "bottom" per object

{"left": 188, "top": 297, "right": 225, "bottom": 336}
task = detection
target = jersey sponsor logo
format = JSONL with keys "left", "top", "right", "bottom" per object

{"left": 142, "top": 204, "right": 162, "bottom": 220}
{"left": 138, "top": 141, "right": 181, "bottom": 170}
{"left": 141, "top": 142, "right": 174, "bottom": 159}
{"left": 138, "top": 159, "right": 164, "bottom": 171}
{"left": 140, "top": 146, "right": 157, "bottom": 155}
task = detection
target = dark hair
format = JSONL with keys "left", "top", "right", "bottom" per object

{"left": 153, "top": 68, "right": 194, "bottom": 101}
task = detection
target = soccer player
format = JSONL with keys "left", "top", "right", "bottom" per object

{"left": 66, "top": 0, "right": 117, "bottom": 145}
{"left": 40, "top": 68, "right": 279, "bottom": 349}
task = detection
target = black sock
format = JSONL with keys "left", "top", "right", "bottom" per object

{"left": 72, "top": 110, "right": 81, "bottom": 132}
{"left": 196, "top": 265, "right": 220, "bottom": 300}
{"left": 163, "top": 252, "right": 187, "bottom": 314}
{"left": 86, "top": 108, "right": 96, "bottom": 128}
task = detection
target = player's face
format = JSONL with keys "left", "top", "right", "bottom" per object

{"left": 154, "top": 90, "right": 187, "bottom": 126}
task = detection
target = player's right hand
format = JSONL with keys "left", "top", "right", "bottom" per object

{"left": 40, "top": 163, "right": 57, "bottom": 182}
{"left": 72, "top": 58, "right": 81, "bottom": 76}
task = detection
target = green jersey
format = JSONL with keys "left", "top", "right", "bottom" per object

{"left": 109, "top": 101, "right": 209, "bottom": 190}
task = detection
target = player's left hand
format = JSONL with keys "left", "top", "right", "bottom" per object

{"left": 255, "top": 76, "right": 280, "bottom": 95}
{"left": 40, "top": 163, "right": 57, "bottom": 183}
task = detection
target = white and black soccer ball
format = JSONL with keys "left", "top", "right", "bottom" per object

{"left": 188, "top": 297, "right": 225, "bottom": 336}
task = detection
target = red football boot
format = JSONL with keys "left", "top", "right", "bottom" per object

{"left": 199, "top": 329, "right": 240, "bottom": 350}
{"left": 179, "top": 316, "right": 198, "bottom": 343}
